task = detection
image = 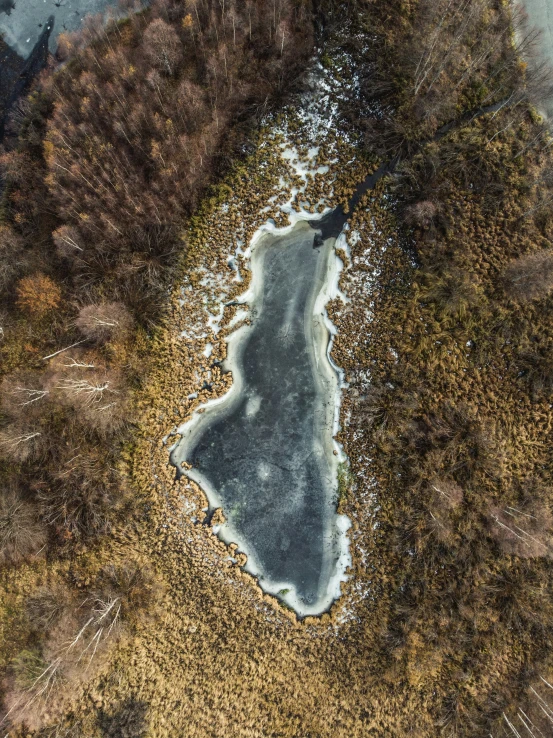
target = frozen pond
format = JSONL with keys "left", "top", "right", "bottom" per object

{"left": 171, "top": 221, "right": 350, "bottom": 615}
{"left": 0, "top": 0, "right": 132, "bottom": 57}
{"left": 519, "top": 0, "right": 553, "bottom": 116}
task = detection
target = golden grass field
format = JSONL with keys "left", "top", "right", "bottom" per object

{"left": 3, "top": 1, "right": 553, "bottom": 736}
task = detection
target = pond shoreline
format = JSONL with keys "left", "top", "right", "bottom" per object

{"left": 170, "top": 219, "right": 352, "bottom": 617}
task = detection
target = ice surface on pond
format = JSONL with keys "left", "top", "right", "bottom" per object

{"left": 0, "top": 0, "right": 144, "bottom": 57}
{"left": 172, "top": 221, "right": 351, "bottom": 616}
{"left": 518, "top": 0, "right": 553, "bottom": 118}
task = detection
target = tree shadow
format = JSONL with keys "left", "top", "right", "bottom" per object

{"left": 96, "top": 697, "right": 149, "bottom": 738}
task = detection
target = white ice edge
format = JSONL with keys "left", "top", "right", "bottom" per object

{"left": 171, "top": 212, "right": 353, "bottom": 617}
{"left": 170, "top": 55, "right": 361, "bottom": 615}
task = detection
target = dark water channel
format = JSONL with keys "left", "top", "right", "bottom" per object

{"left": 172, "top": 222, "right": 348, "bottom": 614}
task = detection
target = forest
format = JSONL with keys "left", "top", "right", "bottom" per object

{"left": 2, "top": 0, "right": 553, "bottom": 735}
{"left": 338, "top": 0, "right": 553, "bottom": 734}
{"left": 0, "top": 0, "right": 313, "bottom": 729}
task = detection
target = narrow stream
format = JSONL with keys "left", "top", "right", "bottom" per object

{"left": 171, "top": 222, "right": 350, "bottom": 615}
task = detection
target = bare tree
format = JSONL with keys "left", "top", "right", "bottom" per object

{"left": 75, "top": 302, "right": 133, "bottom": 343}
{"left": 143, "top": 18, "right": 183, "bottom": 75}
{"left": 52, "top": 225, "right": 83, "bottom": 258}
{"left": 0, "top": 426, "right": 44, "bottom": 463}
{"left": 0, "top": 487, "right": 46, "bottom": 565}
{"left": 52, "top": 367, "right": 127, "bottom": 435}
{"left": 1, "top": 372, "right": 50, "bottom": 416}
{"left": 503, "top": 249, "right": 553, "bottom": 302}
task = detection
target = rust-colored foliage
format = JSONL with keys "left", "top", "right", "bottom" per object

{"left": 15, "top": 274, "right": 61, "bottom": 317}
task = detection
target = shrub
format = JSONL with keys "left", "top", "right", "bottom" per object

{"left": 503, "top": 249, "right": 553, "bottom": 302}
{"left": 96, "top": 563, "right": 162, "bottom": 623}
{"left": 0, "top": 486, "right": 46, "bottom": 565}
{"left": 25, "top": 583, "right": 73, "bottom": 630}
{"left": 15, "top": 274, "right": 61, "bottom": 317}
{"left": 516, "top": 345, "right": 553, "bottom": 398}
{"left": 420, "top": 268, "right": 481, "bottom": 320}
{"left": 11, "top": 649, "right": 50, "bottom": 691}
{"left": 404, "top": 200, "right": 437, "bottom": 229}
{"left": 75, "top": 302, "right": 133, "bottom": 343}
{"left": 96, "top": 697, "right": 149, "bottom": 738}
{"left": 404, "top": 403, "right": 501, "bottom": 482}
{"left": 355, "top": 384, "right": 416, "bottom": 433}
{"left": 0, "top": 225, "right": 25, "bottom": 291}
{"left": 36, "top": 446, "right": 126, "bottom": 540}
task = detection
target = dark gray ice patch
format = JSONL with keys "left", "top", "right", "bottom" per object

{"left": 0, "top": 0, "right": 16, "bottom": 17}
{"left": 171, "top": 221, "right": 347, "bottom": 614}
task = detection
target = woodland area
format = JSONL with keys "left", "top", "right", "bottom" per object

{"left": 337, "top": 0, "right": 553, "bottom": 734}
{"left": 0, "top": 0, "right": 313, "bottom": 728}
{"left": 3, "top": 0, "right": 553, "bottom": 735}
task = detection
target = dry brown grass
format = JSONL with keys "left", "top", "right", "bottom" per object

{"left": 3, "top": 0, "right": 553, "bottom": 735}
{"left": 15, "top": 274, "right": 61, "bottom": 317}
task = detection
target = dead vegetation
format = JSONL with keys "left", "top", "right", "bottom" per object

{"left": 0, "top": 485, "right": 46, "bottom": 565}
{"left": 3, "top": 0, "right": 553, "bottom": 735}
{"left": 0, "top": 0, "right": 314, "bottom": 729}
{"left": 503, "top": 248, "right": 553, "bottom": 302}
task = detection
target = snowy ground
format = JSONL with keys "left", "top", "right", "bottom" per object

{"left": 163, "top": 54, "right": 384, "bottom": 619}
